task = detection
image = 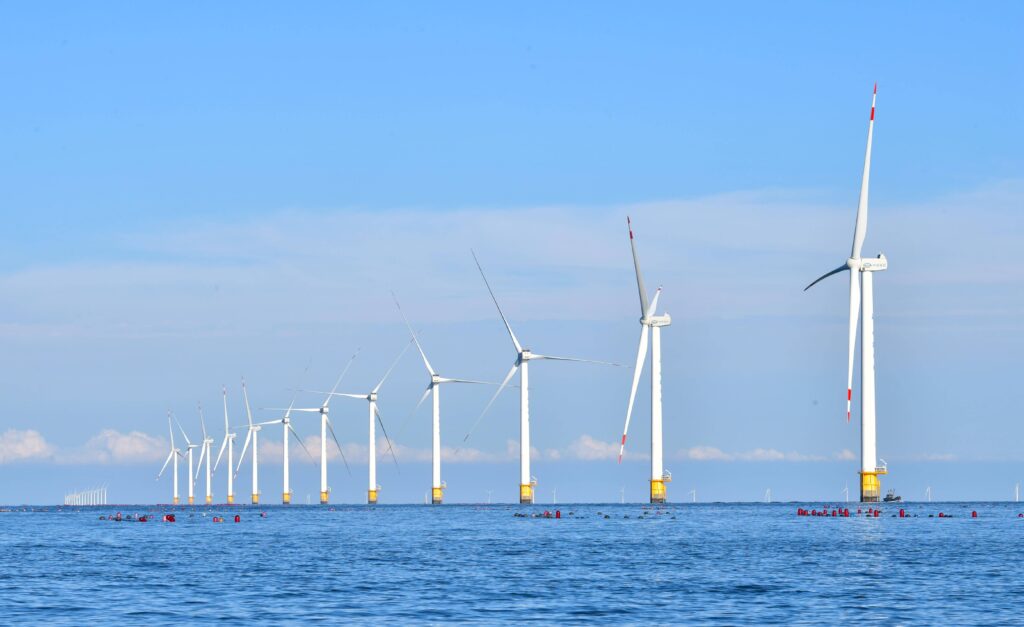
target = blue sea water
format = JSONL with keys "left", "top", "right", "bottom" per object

{"left": 1, "top": 502, "right": 1022, "bottom": 624}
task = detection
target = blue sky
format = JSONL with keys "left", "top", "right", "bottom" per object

{"left": 1, "top": 3, "right": 1022, "bottom": 504}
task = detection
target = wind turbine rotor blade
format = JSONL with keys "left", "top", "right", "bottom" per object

{"left": 471, "top": 249, "right": 523, "bottom": 353}
{"left": 157, "top": 450, "right": 175, "bottom": 479}
{"left": 222, "top": 385, "right": 230, "bottom": 434}
{"left": 647, "top": 287, "right": 662, "bottom": 320}
{"left": 324, "top": 417, "right": 351, "bottom": 476}
{"left": 173, "top": 414, "right": 192, "bottom": 446}
{"left": 444, "top": 378, "right": 502, "bottom": 385}
{"left": 393, "top": 291, "right": 436, "bottom": 376}
{"left": 213, "top": 437, "right": 228, "bottom": 472}
{"left": 463, "top": 362, "right": 518, "bottom": 444}
{"left": 166, "top": 411, "right": 175, "bottom": 448}
{"left": 804, "top": 265, "right": 848, "bottom": 292}
{"left": 846, "top": 270, "right": 861, "bottom": 423}
{"left": 194, "top": 445, "right": 207, "bottom": 481}
{"left": 533, "top": 354, "right": 620, "bottom": 367}
{"left": 288, "top": 424, "right": 316, "bottom": 463}
{"left": 198, "top": 402, "right": 207, "bottom": 440}
{"left": 374, "top": 405, "right": 400, "bottom": 471}
{"left": 627, "top": 216, "right": 651, "bottom": 317}
{"left": 255, "top": 419, "right": 282, "bottom": 426}
{"left": 620, "top": 324, "right": 650, "bottom": 463}
{"left": 242, "top": 378, "right": 254, "bottom": 427}
{"left": 851, "top": 84, "right": 877, "bottom": 260}
{"left": 235, "top": 431, "right": 252, "bottom": 477}
{"left": 394, "top": 383, "right": 433, "bottom": 441}
{"left": 373, "top": 339, "right": 414, "bottom": 394}
{"left": 324, "top": 349, "right": 361, "bottom": 407}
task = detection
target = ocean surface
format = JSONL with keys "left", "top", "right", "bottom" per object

{"left": 1, "top": 502, "right": 1022, "bottom": 624}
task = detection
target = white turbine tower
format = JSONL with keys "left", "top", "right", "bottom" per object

{"left": 234, "top": 378, "right": 263, "bottom": 504}
{"left": 193, "top": 402, "right": 215, "bottom": 505}
{"left": 395, "top": 293, "right": 497, "bottom": 505}
{"left": 156, "top": 410, "right": 183, "bottom": 504}
{"left": 470, "top": 251, "right": 616, "bottom": 504}
{"left": 256, "top": 398, "right": 316, "bottom": 504}
{"left": 805, "top": 84, "right": 888, "bottom": 503}
{"left": 174, "top": 413, "right": 199, "bottom": 505}
{"left": 288, "top": 352, "right": 359, "bottom": 505}
{"left": 213, "top": 385, "right": 237, "bottom": 504}
{"left": 617, "top": 217, "right": 673, "bottom": 503}
{"left": 322, "top": 344, "right": 408, "bottom": 504}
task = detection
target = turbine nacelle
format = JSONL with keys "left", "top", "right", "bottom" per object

{"left": 645, "top": 313, "right": 672, "bottom": 327}
{"left": 860, "top": 254, "right": 887, "bottom": 272}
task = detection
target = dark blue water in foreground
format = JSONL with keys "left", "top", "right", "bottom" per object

{"left": 2, "top": 502, "right": 1022, "bottom": 624}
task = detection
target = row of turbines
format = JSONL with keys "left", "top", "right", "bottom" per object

{"left": 156, "top": 85, "right": 890, "bottom": 505}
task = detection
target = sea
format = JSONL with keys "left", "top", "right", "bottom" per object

{"left": 1, "top": 502, "right": 1021, "bottom": 624}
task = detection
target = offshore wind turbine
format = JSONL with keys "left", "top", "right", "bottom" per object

{"left": 617, "top": 217, "right": 673, "bottom": 503}
{"left": 156, "top": 410, "right": 183, "bottom": 504}
{"left": 470, "top": 250, "right": 617, "bottom": 504}
{"left": 174, "top": 413, "right": 199, "bottom": 505}
{"left": 193, "top": 402, "right": 215, "bottom": 505}
{"left": 805, "top": 84, "right": 888, "bottom": 503}
{"left": 256, "top": 399, "right": 315, "bottom": 504}
{"left": 213, "top": 386, "right": 237, "bottom": 504}
{"left": 288, "top": 352, "right": 359, "bottom": 504}
{"left": 394, "top": 293, "right": 497, "bottom": 505}
{"left": 321, "top": 344, "right": 409, "bottom": 504}
{"left": 234, "top": 379, "right": 263, "bottom": 504}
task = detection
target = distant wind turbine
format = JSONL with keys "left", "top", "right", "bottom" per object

{"left": 805, "top": 84, "right": 888, "bottom": 503}
{"left": 156, "top": 410, "right": 183, "bottom": 504}
{"left": 174, "top": 413, "right": 199, "bottom": 505}
{"left": 212, "top": 386, "right": 237, "bottom": 504}
{"left": 469, "top": 250, "right": 617, "bottom": 504}
{"left": 234, "top": 379, "right": 262, "bottom": 504}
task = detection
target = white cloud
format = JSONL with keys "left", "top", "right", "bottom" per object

{"left": 61, "top": 429, "right": 168, "bottom": 464}
{"left": 0, "top": 429, "right": 54, "bottom": 463}
{"left": 676, "top": 445, "right": 854, "bottom": 463}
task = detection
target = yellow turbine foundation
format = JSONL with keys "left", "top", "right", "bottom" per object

{"left": 205, "top": 495, "right": 212, "bottom": 505}
{"left": 251, "top": 493, "right": 259, "bottom": 505}
{"left": 860, "top": 470, "right": 885, "bottom": 503}
{"left": 226, "top": 494, "right": 234, "bottom": 505}
{"left": 173, "top": 497, "right": 180, "bottom": 505}
{"left": 188, "top": 496, "right": 194, "bottom": 505}
{"left": 650, "top": 479, "right": 667, "bottom": 504}
{"left": 282, "top": 492, "right": 291, "bottom": 505}
{"left": 520, "top": 484, "right": 534, "bottom": 504}
{"left": 320, "top": 491, "right": 329, "bottom": 504}
{"left": 432, "top": 487, "right": 444, "bottom": 505}
{"left": 368, "top": 489, "right": 378, "bottom": 505}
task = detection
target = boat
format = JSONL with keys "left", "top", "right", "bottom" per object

{"left": 883, "top": 489, "right": 902, "bottom": 503}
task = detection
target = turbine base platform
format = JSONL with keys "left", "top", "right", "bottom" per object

{"left": 282, "top": 492, "right": 291, "bottom": 505}
{"left": 368, "top": 489, "right": 378, "bottom": 505}
{"left": 251, "top": 494, "right": 259, "bottom": 505}
{"left": 432, "top": 487, "right": 443, "bottom": 505}
{"left": 188, "top": 496, "right": 195, "bottom": 505}
{"left": 320, "top": 491, "right": 329, "bottom": 505}
{"left": 520, "top": 484, "right": 535, "bottom": 504}
{"left": 860, "top": 470, "right": 885, "bottom": 503}
{"left": 173, "top": 497, "right": 180, "bottom": 505}
{"left": 205, "top": 495, "right": 213, "bottom": 505}
{"left": 226, "top": 494, "right": 234, "bottom": 505}
{"left": 650, "top": 479, "right": 667, "bottom": 504}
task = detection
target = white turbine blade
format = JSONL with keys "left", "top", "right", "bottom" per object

{"left": 222, "top": 385, "right": 230, "bottom": 435}
{"left": 173, "top": 414, "right": 192, "bottom": 446}
{"left": 619, "top": 324, "right": 650, "bottom": 463}
{"left": 275, "top": 407, "right": 321, "bottom": 413}
{"left": 235, "top": 430, "right": 252, "bottom": 476}
{"left": 194, "top": 445, "right": 207, "bottom": 481}
{"left": 647, "top": 287, "right": 662, "bottom": 319}
{"left": 443, "top": 378, "right": 501, "bottom": 385}
{"left": 324, "top": 349, "right": 361, "bottom": 408}
{"left": 157, "top": 450, "right": 175, "bottom": 479}
{"left": 374, "top": 405, "right": 400, "bottom": 471}
{"left": 804, "top": 264, "right": 848, "bottom": 291}
{"left": 394, "top": 383, "right": 434, "bottom": 441}
{"left": 288, "top": 424, "right": 316, "bottom": 462}
{"left": 166, "top": 410, "right": 175, "bottom": 448}
{"left": 213, "top": 436, "right": 229, "bottom": 472}
{"left": 627, "top": 216, "right": 651, "bottom": 317}
{"left": 242, "top": 378, "right": 254, "bottom": 427}
{"left": 851, "top": 83, "right": 877, "bottom": 260}
{"left": 471, "top": 249, "right": 523, "bottom": 354}
{"left": 324, "top": 417, "right": 352, "bottom": 476}
{"left": 463, "top": 362, "right": 519, "bottom": 444}
{"left": 255, "top": 419, "right": 282, "bottom": 426}
{"left": 533, "top": 354, "right": 619, "bottom": 366}
{"left": 198, "top": 402, "right": 207, "bottom": 441}
{"left": 846, "top": 270, "right": 861, "bottom": 423}
{"left": 393, "top": 291, "right": 436, "bottom": 376}
{"left": 373, "top": 339, "right": 414, "bottom": 394}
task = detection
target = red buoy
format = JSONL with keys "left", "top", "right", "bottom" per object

{"left": 555, "top": 510, "right": 561, "bottom": 519}
{"left": 234, "top": 514, "right": 241, "bottom": 523}
{"left": 972, "top": 511, "right": 978, "bottom": 518}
